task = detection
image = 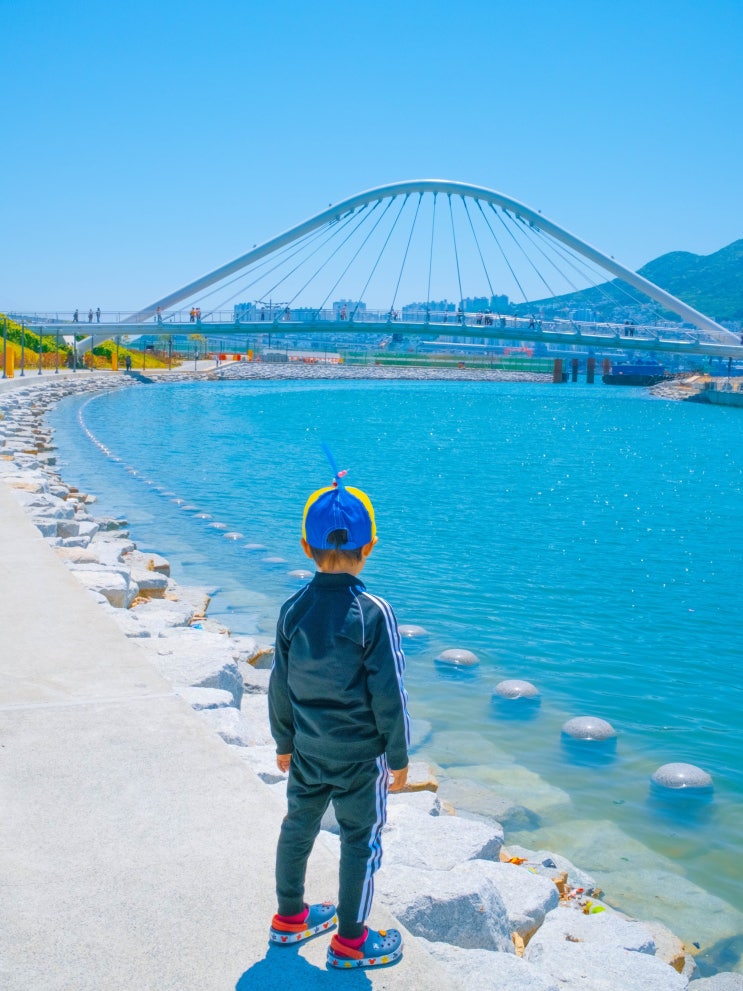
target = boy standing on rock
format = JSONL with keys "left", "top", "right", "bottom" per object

{"left": 268, "top": 462, "right": 410, "bottom": 969}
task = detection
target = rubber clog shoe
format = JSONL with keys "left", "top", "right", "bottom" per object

{"left": 269, "top": 901, "right": 337, "bottom": 945}
{"left": 327, "top": 928, "right": 403, "bottom": 969}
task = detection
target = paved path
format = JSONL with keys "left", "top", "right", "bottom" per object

{"left": 0, "top": 430, "right": 449, "bottom": 989}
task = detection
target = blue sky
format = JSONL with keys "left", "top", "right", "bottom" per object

{"left": 1, "top": 0, "right": 741, "bottom": 312}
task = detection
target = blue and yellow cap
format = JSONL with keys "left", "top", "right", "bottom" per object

{"left": 302, "top": 446, "right": 376, "bottom": 550}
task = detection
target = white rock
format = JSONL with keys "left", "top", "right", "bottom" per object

{"left": 690, "top": 975, "right": 743, "bottom": 990}
{"left": 129, "top": 567, "right": 169, "bottom": 597}
{"left": 176, "top": 687, "right": 235, "bottom": 710}
{"left": 70, "top": 569, "right": 138, "bottom": 609}
{"left": 196, "top": 706, "right": 254, "bottom": 747}
{"left": 239, "top": 694, "right": 273, "bottom": 745}
{"left": 388, "top": 789, "right": 442, "bottom": 817}
{"left": 30, "top": 517, "right": 59, "bottom": 537}
{"left": 240, "top": 662, "right": 270, "bottom": 695}
{"left": 137, "top": 628, "right": 243, "bottom": 705}
{"left": 642, "top": 920, "right": 696, "bottom": 979}
{"left": 424, "top": 941, "right": 559, "bottom": 991}
{"left": 383, "top": 805, "right": 503, "bottom": 870}
{"left": 376, "top": 863, "right": 515, "bottom": 952}
{"left": 457, "top": 861, "right": 559, "bottom": 940}
{"left": 129, "top": 598, "right": 196, "bottom": 631}
{"left": 237, "top": 745, "right": 287, "bottom": 786}
{"left": 523, "top": 940, "right": 687, "bottom": 991}
{"left": 54, "top": 546, "right": 100, "bottom": 564}
{"left": 505, "top": 845, "right": 598, "bottom": 893}
{"left": 123, "top": 549, "right": 171, "bottom": 575}
{"left": 527, "top": 902, "right": 655, "bottom": 954}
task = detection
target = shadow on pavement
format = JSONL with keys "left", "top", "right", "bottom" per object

{"left": 236, "top": 943, "right": 373, "bottom": 990}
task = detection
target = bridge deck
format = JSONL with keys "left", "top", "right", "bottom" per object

{"left": 24, "top": 319, "right": 743, "bottom": 360}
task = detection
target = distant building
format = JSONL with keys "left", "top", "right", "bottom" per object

{"left": 233, "top": 302, "right": 253, "bottom": 321}
{"left": 333, "top": 300, "right": 366, "bottom": 319}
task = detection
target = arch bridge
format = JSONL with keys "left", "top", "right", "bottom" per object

{"left": 18, "top": 181, "right": 743, "bottom": 360}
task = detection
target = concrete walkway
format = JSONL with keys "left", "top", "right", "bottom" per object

{"left": 0, "top": 476, "right": 449, "bottom": 989}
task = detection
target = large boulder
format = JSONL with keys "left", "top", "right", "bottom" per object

{"left": 129, "top": 567, "right": 169, "bottom": 598}
{"left": 689, "top": 975, "right": 743, "bottom": 990}
{"left": 70, "top": 568, "right": 138, "bottom": 609}
{"left": 424, "top": 941, "right": 559, "bottom": 991}
{"left": 196, "top": 706, "right": 253, "bottom": 747}
{"left": 176, "top": 687, "right": 235, "bottom": 710}
{"left": 457, "top": 861, "right": 559, "bottom": 940}
{"left": 382, "top": 805, "right": 503, "bottom": 870}
{"left": 505, "top": 845, "right": 598, "bottom": 893}
{"left": 376, "top": 863, "right": 514, "bottom": 952}
{"left": 137, "top": 628, "right": 243, "bottom": 705}
{"left": 527, "top": 903, "right": 655, "bottom": 955}
{"left": 524, "top": 940, "right": 687, "bottom": 991}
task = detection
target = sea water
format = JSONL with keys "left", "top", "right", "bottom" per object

{"left": 49, "top": 379, "right": 743, "bottom": 957}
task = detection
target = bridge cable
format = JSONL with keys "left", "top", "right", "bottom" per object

{"left": 426, "top": 193, "right": 438, "bottom": 320}
{"left": 517, "top": 222, "right": 673, "bottom": 335}
{"left": 313, "top": 199, "right": 395, "bottom": 312}
{"left": 182, "top": 219, "right": 350, "bottom": 316}
{"left": 489, "top": 204, "right": 556, "bottom": 299}
{"left": 527, "top": 223, "right": 669, "bottom": 317}
{"left": 264, "top": 201, "right": 383, "bottom": 313}
{"left": 261, "top": 205, "right": 380, "bottom": 310}
{"left": 462, "top": 197, "right": 496, "bottom": 300}
{"left": 448, "top": 195, "right": 465, "bottom": 314}
{"left": 389, "top": 193, "right": 423, "bottom": 315}
{"left": 475, "top": 201, "right": 530, "bottom": 304}
{"left": 194, "top": 211, "right": 370, "bottom": 317}
{"left": 351, "top": 194, "right": 410, "bottom": 320}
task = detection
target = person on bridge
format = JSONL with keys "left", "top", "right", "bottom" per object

{"left": 88, "top": 309, "right": 93, "bottom": 323}
{"left": 268, "top": 471, "right": 408, "bottom": 969}
{"left": 72, "top": 309, "right": 79, "bottom": 323}
{"left": 96, "top": 307, "right": 101, "bottom": 323}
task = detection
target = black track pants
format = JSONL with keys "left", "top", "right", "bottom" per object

{"left": 275, "top": 750, "right": 389, "bottom": 939}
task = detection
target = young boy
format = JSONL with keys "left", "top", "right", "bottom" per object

{"left": 268, "top": 472, "right": 410, "bottom": 969}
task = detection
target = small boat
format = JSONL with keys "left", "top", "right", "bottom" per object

{"left": 602, "top": 361, "right": 667, "bottom": 386}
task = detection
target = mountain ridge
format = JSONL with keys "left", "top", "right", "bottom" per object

{"left": 517, "top": 238, "right": 743, "bottom": 323}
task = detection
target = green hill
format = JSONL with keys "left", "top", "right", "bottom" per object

{"left": 515, "top": 238, "right": 743, "bottom": 324}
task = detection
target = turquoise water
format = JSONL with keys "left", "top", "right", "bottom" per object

{"left": 49, "top": 380, "right": 743, "bottom": 944}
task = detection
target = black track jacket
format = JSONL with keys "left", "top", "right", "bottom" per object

{"left": 268, "top": 571, "right": 410, "bottom": 771}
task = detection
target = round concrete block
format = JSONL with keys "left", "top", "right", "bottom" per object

{"left": 651, "top": 762, "right": 712, "bottom": 790}
{"left": 288, "top": 569, "right": 313, "bottom": 580}
{"left": 562, "top": 716, "right": 617, "bottom": 741}
{"left": 435, "top": 648, "right": 480, "bottom": 668}
{"left": 493, "top": 679, "right": 539, "bottom": 700}
{"left": 398, "top": 624, "right": 429, "bottom": 638}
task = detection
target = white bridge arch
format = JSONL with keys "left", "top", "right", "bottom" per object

{"left": 126, "top": 179, "right": 736, "bottom": 347}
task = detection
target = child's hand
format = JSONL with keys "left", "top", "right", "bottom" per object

{"left": 276, "top": 753, "right": 292, "bottom": 773}
{"left": 388, "top": 765, "right": 408, "bottom": 792}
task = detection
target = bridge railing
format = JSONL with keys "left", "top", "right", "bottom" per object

{"left": 7, "top": 308, "right": 704, "bottom": 345}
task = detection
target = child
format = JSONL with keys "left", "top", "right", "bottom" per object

{"left": 268, "top": 467, "right": 410, "bottom": 969}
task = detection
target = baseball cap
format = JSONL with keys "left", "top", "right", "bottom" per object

{"left": 302, "top": 484, "right": 376, "bottom": 550}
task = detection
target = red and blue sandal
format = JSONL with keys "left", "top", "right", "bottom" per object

{"left": 327, "top": 928, "right": 403, "bottom": 968}
{"left": 269, "top": 902, "right": 337, "bottom": 945}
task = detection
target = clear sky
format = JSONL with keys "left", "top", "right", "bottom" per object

{"left": 2, "top": 0, "right": 741, "bottom": 313}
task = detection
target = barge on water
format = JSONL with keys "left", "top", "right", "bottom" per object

{"left": 602, "top": 360, "right": 668, "bottom": 386}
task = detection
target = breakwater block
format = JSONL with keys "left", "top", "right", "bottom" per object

{"left": 561, "top": 716, "right": 617, "bottom": 765}
{"left": 398, "top": 624, "right": 429, "bottom": 638}
{"left": 491, "top": 680, "right": 541, "bottom": 720}
{"left": 651, "top": 762, "right": 712, "bottom": 790}
{"left": 435, "top": 648, "right": 480, "bottom": 671}
{"left": 649, "top": 763, "right": 714, "bottom": 820}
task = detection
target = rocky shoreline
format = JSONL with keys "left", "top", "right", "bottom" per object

{"left": 2, "top": 371, "right": 741, "bottom": 991}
